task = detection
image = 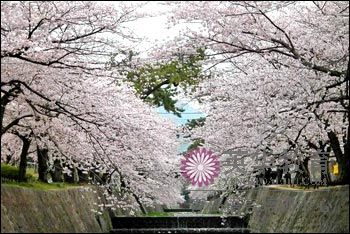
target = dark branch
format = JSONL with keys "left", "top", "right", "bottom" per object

{"left": 1, "top": 114, "right": 33, "bottom": 136}
{"left": 141, "top": 79, "right": 170, "bottom": 100}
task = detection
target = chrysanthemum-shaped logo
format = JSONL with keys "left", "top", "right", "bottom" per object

{"left": 180, "top": 147, "right": 220, "bottom": 187}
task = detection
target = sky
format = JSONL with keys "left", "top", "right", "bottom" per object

{"left": 157, "top": 102, "right": 206, "bottom": 153}
{"left": 157, "top": 101, "right": 206, "bottom": 126}
{"left": 122, "top": 2, "right": 180, "bottom": 55}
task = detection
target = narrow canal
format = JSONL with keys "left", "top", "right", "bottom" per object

{"left": 111, "top": 215, "right": 250, "bottom": 233}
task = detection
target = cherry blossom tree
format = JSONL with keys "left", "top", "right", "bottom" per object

{"left": 167, "top": 1, "right": 349, "bottom": 185}
{"left": 1, "top": 1, "right": 183, "bottom": 213}
{"left": 1, "top": 1, "right": 141, "bottom": 138}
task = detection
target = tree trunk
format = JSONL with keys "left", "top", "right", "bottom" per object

{"left": 1, "top": 84, "right": 21, "bottom": 136}
{"left": 276, "top": 166, "right": 283, "bottom": 184}
{"left": 328, "top": 131, "right": 349, "bottom": 184}
{"left": 117, "top": 168, "right": 147, "bottom": 215}
{"left": 337, "top": 156, "right": 349, "bottom": 185}
{"left": 101, "top": 173, "right": 109, "bottom": 184}
{"left": 64, "top": 165, "right": 79, "bottom": 183}
{"left": 37, "top": 147, "right": 49, "bottom": 182}
{"left": 302, "top": 157, "right": 311, "bottom": 185}
{"left": 319, "top": 148, "right": 331, "bottom": 185}
{"left": 6, "top": 154, "right": 12, "bottom": 164}
{"left": 18, "top": 137, "right": 31, "bottom": 182}
{"left": 342, "top": 68, "right": 350, "bottom": 183}
{"left": 131, "top": 192, "right": 147, "bottom": 215}
{"left": 77, "top": 168, "right": 90, "bottom": 183}
{"left": 50, "top": 159, "right": 63, "bottom": 182}
{"left": 292, "top": 157, "right": 310, "bottom": 185}
{"left": 64, "top": 172, "right": 74, "bottom": 183}
{"left": 0, "top": 90, "right": 12, "bottom": 136}
{"left": 343, "top": 127, "right": 350, "bottom": 184}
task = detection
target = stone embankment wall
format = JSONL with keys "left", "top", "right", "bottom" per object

{"left": 202, "top": 185, "right": 349, "bottom": 233}
{"left": 1, "top": 185, "right": 137, "bottom": 233}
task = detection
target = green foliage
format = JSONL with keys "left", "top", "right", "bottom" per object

{"left": 187, "top": 138, "right": 205, "bottom": 152}
{"left": 185, "top": 117, "right": 206, "bottom": 151}
{"left": 185, "top": 117, "right": 206, "bottom": 130}
{"left": 2, "top": 180, "right": 81, "bottom": 190}
{"left": 1, "top": 163, "right": 34, "bottom": 182}
{"left": 127, "top": 48, "right": 207, "bottom": 116}
{"left": 143, "top": 211, "right": 174, "bottom": 217}
{"left": 1, "top": 164, "right": 81, "bottom": 190}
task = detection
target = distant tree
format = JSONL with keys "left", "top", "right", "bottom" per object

{"left": 125, "top": 49, "right": 207, "bottom": 116}
{"left": 186, "top": 117, "right": 206, "bottom": 130}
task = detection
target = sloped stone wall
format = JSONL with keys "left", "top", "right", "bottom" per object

{"left": 202, "top": 185, "right": 349, "bottom": 233}
{"left": 248, "top": 185, "right": 349, "bottom": 233}
{"left": 1, "top": 185, "right": 113, "bottom": 233}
